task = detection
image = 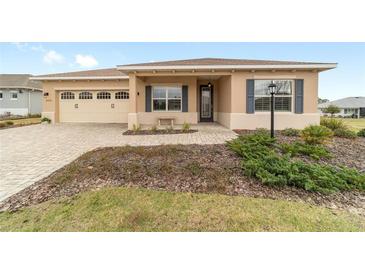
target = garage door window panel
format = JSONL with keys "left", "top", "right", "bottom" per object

{"left": 79, "top": 91, "right": 93, "bottom": 99}
{"left": 61, "top": 92, "right": 75, "bottom": 100}
{"left": 115, "top": 91, "right": 129, "bottom": 99}
{"left": 97, "top": 92, "right": 111, "bottom": 99}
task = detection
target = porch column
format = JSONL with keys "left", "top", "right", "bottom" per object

{"left": 128, "top": 74, "right": 138, "bottom": 129}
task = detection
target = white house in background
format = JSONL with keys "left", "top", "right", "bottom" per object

{"left": 0, "top": 74, "right": 43, "bottom": 116}
{"left": 318, "top": 96, "right": 365, "bottom": 118}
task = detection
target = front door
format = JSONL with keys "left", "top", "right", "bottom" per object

{"left": 200, "top": 85, "right": 213, "bottom": 122}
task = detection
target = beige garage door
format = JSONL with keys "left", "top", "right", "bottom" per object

{"left": 59, "top": 90, "right": 129, "bottom": 123}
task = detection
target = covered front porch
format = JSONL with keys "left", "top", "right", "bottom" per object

{"left": 127, "top": 72, "right": 232, "bottom": 129}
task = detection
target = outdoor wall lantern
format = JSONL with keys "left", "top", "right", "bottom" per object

{"left": 268, "top": 82, "right": 277, "bottom": 138}
{"left": 207, "top": 81, "right": 212, "bottom": 88}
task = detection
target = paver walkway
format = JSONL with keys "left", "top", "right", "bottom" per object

{"left": 0, "top": 123, "right": 236, "bottom": 202}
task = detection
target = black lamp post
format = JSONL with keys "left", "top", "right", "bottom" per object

{"left": 268, "top": 82, "right": 277, "bottom": 138}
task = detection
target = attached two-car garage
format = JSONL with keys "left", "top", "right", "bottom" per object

{"left": 59, "top": 90, "right": 129, "bottom": 123}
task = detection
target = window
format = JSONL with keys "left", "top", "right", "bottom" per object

{"left": 97, "top": 92, "right": 111, "bottom": 99}
{"left": 60, "top": 92, "right": 75, "bottom": 100}
{"left": 344, "top": 108, "right": 358, "bottom": 115}
{"left": 254, "top": 80, "right": 293, "bottom": 112}
{"left": 115, "top": 90, "right": 129, "bottom": 99}
{"left": 152, "top": 86, "right": 182, "bottom": 111}
{"left": 0, "top": 92, "right": 2, "bottom": 100}
{"left": 10, "top": 91, "right": 18, "bottom": 100}
{"left": 79, "top": 91, "right": 93, "bottom": 99}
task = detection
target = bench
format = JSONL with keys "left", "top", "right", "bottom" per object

{"left": 157, "top": 117, "right": 175, "bottom": 127}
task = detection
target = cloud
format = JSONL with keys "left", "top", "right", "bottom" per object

{"left": 43, "top": 50, "right": 65, "bottom": 64}
{"left": 75, "top": 54, "right": 98, "bottom": 68}
{"left": 13, "top": 42, "right": 28, "bottom": 51}
{"left": 31, "top": 44, "right": 46, "bottom": 52}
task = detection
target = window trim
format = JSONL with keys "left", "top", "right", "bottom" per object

{"left": 10, "top": 91, "right": 18, "bottom": 100}
{"left": 253, "top": 80, "right": 294, "bottom": 113}
{"left": 152, "top": 86, "right": 182, "bottom": 112}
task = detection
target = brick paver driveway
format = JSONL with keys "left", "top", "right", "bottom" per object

{"left": 0, "top": 123, "right": 236, "bottom": 202}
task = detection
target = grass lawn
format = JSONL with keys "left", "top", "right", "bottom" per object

{"left": 4, "top": 117, "right": 41, "bottom": 125}
{"left": 0, "top": 187, "right": 364, "bottom": 232}
{"left": 339, "top": 118, "right": 365, "bottom": 132}
{"left": 0, "top": 117, "right": 42, "bottom": 128}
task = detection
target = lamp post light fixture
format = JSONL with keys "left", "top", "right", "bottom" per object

{"left": 268, "top": 82, "right": 277, "bottom": 138}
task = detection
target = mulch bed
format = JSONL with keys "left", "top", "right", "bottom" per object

{"left": 234, "top": 130, "right": 365, "bottom": 172}
{"left": 123, "top": 129, "right": 198, "bottom": 135}
{"left": 1, "top": 142, "right": 364, "bottom": 216}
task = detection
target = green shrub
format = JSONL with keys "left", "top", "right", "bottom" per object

{"left": 227, "top": 131, "right": 275, "bottom": 159}
{"left": 41, "top": 117, "right": 51, "bottom": 124}
{"left": 255, "top": 128, "right": 270, "bottom": 134}
{"left": 333, "top": 128, "right": 357, "bottom": 139}
{"left": 182, "top": 122, "right": 191, "bottom": 132}
{"left": 301, "top": 125, "right": 333, "bottom": 145}
{"left": 227, "top": 132, "right": 365, "bottom": 194}
{"left": 320, "top": 117, "right": 346, "bottom": 131}
{"left": 5, "top": 121, "right": 14, "bottom": 126}
{"left": 280, "top": 141, "right": 331, "bottom": 160}
{"left": 150, "top": 125, "right": 157, "bottom": 132}
{"left": 281, "top": 128, "right": 301, "bottom": 137}
{"left": 132, "top": 124, "right": 141, "bottom": 132}
{"left": 357, "top": 128, "right": 365, "bottom": 137}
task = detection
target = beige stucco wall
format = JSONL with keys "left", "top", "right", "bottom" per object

{"left": 128, "top": 75, "right": 199, "bottom": 128}
{"left": 40, "top": 69, "right": 320, "bottom": 129}
{"left": 228, "top": 70, "right": 319, "bottom": 113}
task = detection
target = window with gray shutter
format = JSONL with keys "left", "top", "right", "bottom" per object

{"left": 295, "top": 79, "right": 304, "bottom": 114}
{"left": 182, "top": 85, "right": 188, "bottom": 112}
{"left": 145, "top": 86, "right": 152, "bottom": 112}
{"left": 246, "top": 80, "right": 255, "bottom": 113}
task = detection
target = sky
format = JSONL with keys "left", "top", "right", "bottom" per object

{"left": 0, "top": 42, "right": 364, "bottom": 100}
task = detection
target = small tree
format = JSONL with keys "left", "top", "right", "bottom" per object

{"left": 322, "top": 104, "right": 341, "bottom": 117}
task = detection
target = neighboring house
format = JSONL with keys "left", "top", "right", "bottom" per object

{"left": 31, "top": 58, "right": 336, "bottom": 129}
{"left": 0, "top": 74, "right": 43, "bottom": 116}
{"left": 318, "top": 97, "right": 365, "bottom": 118}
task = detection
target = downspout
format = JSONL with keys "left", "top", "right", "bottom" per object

{"left": 28, "top": 89, "right": 32, "bottom": 115}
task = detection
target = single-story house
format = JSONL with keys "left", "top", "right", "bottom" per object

{"left": 318, "top": 97, "right": 365, "bottom": 118}
{"left": 31, "top": 58, "right": 336, "bottom": 129}
{"left": 0, "top": 74, "right": 43, "bottom": 116}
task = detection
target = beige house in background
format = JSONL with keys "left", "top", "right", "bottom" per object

{"left": 32, "top": 58, "right": 336, "bottom": 130}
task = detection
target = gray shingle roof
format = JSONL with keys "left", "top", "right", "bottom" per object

{"left": 33, "top": 68, "right": 127, "bottom": 79}
{"left": 0, "top": 74, "right": 42, "bottom": 90}
{"left": 120, "top": 57, "right": 334, "bottom": 67}
{"left": 318, "top": 97, "right": 365, "bottom": 108}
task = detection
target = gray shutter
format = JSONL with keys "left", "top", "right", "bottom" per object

{"left": 295, "top": 79, "right": 304, "bottom": 114}
{"left": 246, "top": 80, "right": 255, "bottom": 113}
{"left": 182, "top": 85, "right": 188, "bottom": 112}
{"left": 145, "top": 85, "right": 152, "bottom": 112}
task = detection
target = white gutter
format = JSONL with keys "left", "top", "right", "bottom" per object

{"left": 29, "top": 76, "right": 129, "bottom": 81}
{"left": 117, "top": 64, "right": 337, "bottom": 71}
{"left": 0, "top": 86, "right": 42, "bottom": 91}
